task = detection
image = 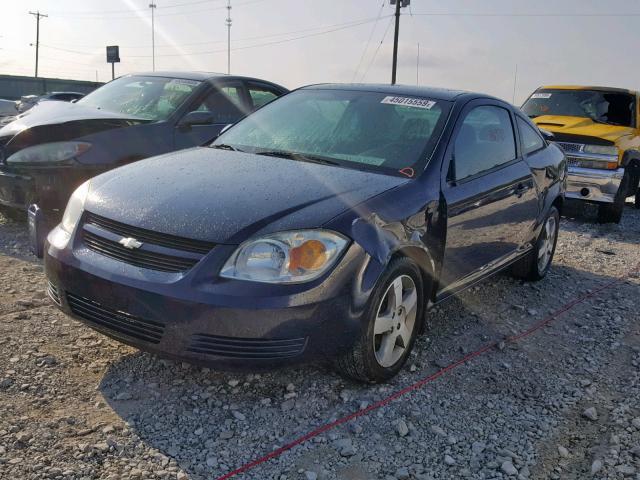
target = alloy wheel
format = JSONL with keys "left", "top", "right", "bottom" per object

{"left": 372, "top": 275, "right": 418, "bottom": 368}
{"left": 537, "top": 215, "right": 557, "bottom": 272}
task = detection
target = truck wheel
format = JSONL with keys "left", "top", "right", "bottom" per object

{"left": 597, "top": 201, "right": 624, "bottom": 224}
{"left": 636, "top": 188, "right": 640, "bottom": 209}
{"left": 512, "top": 206, "right": 560, "bottom": 281}
{"left": 0, "top": 205, "right": 26, "bottom": 223}
{"left": 335, "top": 257, "right": 425, "bottom": 383}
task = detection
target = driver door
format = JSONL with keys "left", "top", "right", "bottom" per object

{"left": 173, "top": 83, "right": 248, "bottom": 149}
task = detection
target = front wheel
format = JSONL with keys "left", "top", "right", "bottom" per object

{"left": 335, "top": 257, "right": 425, "bottom": 383}
{"left": 512, "top": 206, "right": 560, "bottom": 281}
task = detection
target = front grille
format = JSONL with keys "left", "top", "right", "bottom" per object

{"left": 47, "top": 282, "right": 62, "bottom": 307}
{"left": 555, "top": 142, "right": 584, "bottom": 154}
{"left": 83, "top": 230, "right": 199, "bottom": 273}
{"left": 188, "top": 334, "right": 307, "bottom": 359}
{"left": 566, "top": 156, "right": 582, "bottom": 168}
{"left": 84, "top": 213, "right": 215, "bottom": 254}
{"left": 67, "top": 292, "right": 165, "bottom": 344}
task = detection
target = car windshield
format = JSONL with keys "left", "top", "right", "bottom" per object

{"left": 212, "top": 88, "right": 451, "bottom": 176}
{"left": 522, "top": 89, "right": 635, "bottom": 127}
{"left": 77, "top": 75, "right": 201, "bottom": 121}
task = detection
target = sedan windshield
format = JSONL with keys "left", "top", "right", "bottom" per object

{"left": 522, "top": 89, "right": 635, "bottom": 127}
{"left": 213, "top": 89, "right": 451, "bottom": 176}
{"left": 77, "top": 75, "right": 201, "bottom": 121}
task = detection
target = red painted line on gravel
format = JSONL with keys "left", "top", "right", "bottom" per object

{"left": 216, "top": 264, "right": 640, "bottom": 480}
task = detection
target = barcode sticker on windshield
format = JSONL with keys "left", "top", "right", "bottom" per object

{"left": 381, "top": 96, "right": 437, "bottom": 109}
{"left": 168, "top": 79, "right": 200, "bottom": 87}
{"left": 531, "top": 93, "right": 552, "bottom": 99}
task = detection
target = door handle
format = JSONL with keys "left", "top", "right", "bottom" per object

{"left": 514, "top": 183, "right": 530, "bottom": 197}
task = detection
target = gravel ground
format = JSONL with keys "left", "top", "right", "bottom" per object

{"left": 0, "top": 201, "right": 639, "bottom": 480}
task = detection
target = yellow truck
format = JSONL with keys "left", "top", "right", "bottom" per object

{"left": 522, "top": 86, "right": 640, "bottom": 223}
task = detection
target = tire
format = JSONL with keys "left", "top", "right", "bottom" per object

{"left": 512, "top": 206, "right": 560, "bottom": 282}
{"left": 0, "top": 205, "right": 27, "bottom": 223}
{"left": 335, "top": 257, "right": 426, "bottom": 383}
{"left": 597, "top": 202, "right": 624, "bottom": 224}
{"left": 635, "top": 188, "right": 640, "bottom": 210}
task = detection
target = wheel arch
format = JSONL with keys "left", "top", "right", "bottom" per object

{"left": 388, "top": 245, "right": 437, "bottom": 303}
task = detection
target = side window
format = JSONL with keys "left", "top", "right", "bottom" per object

{"left": 248, "top": 85, "right": 280, "bottom": 110}
{"left": 517, "top": 117, "right": 545, "bottom": 155}
{"left": 453, "top": 105, "right": 516, "bottom": 181}
{"left": 191, "top": 86, "right": 243, "bottom": 124}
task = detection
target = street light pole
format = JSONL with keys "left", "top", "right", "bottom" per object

{"left": 29, "top": 11, "right": 48, "bottom": 78}
{"left": 226, "top": 0, "right": 232, "bottom": 74}
{"left": 149, "top": 2, "right": 157, "bottom": 71}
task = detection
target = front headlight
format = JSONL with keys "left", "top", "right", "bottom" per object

{"left": 61, "top": 180, "right": 90, "bottom": 234}
{"left": 6, "top": 141, "right": 91, "bottom": 165}
{"left": 220, "top": 230, "right": 349, "bottom": 284}
{"left": 583, "top": 145, "right": 619, "bottom": 156}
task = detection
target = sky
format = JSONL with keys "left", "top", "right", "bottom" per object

{"left": 1, "top": 0, "right": 639, "bottom": 104}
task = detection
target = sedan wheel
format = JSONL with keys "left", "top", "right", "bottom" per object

{"left": 512, "top": 205, "right": 560, "bottom": 281}
{"left": 537, "top": 215, "right": 557, "bottom": 273}
{"left": 373, "top": 275, "right": 418, "bottom": 368}
{"left": 335, "top": 257, "right": 425, "bottom": 383}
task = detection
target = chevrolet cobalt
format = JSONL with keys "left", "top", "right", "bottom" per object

{"left": 45, "top": 85, "right": 566, "bottom": 382}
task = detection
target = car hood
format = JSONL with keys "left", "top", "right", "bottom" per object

{"left": 0, "top": 101, "right": 151, "bottom": 151}
{"left": 85, "top": 148, "right": 408, "bottom": 244}
{"left": 532, "top": 115, "right": 635, "bottom": 143}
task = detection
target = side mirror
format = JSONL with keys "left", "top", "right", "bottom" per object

{"left": 539, "top": 128, "right": 555, "bottom": 141}
{"left": 177, "top": 111, "right": 215, "bottom": 129}
{"left": 70, "top": 99, "right": 78, "bottom": 104}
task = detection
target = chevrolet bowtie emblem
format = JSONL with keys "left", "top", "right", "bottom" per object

{"left": 119, "top": 237, "right": 143, "bottom": 250}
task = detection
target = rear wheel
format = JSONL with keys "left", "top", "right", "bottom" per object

{"left": 335, "top": 257, "right": 425, "bottom": 383}
{"left": 0, "top": 205, "right": 26, "bottom": 223}
{"left": 512, "top": 206, "right": 560, "bottom": 281}
{"left": 597, "top": 201, "right": 624, "bottom": 224}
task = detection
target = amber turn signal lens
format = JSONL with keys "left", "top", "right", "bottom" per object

{"left": 289, "top": 240, "right": 327, "bottom": 272}
{"left": 606, "top": 162, "right": 618, "bottom": 170}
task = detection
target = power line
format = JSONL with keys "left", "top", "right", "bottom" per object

{"left": 361, "top": 16, "right": 394, "bottom": 82}
{"left": 46, "top": 0, "right": 226, "bottom": 15}
{"left": 411, "top": 12, "right": 640, "bottom": 17}
{"left": 46, "top": 0, "right": 270, "bottom": 20}
{"left": 43, "top": 16, "right": 383, "bottom": 50}
{"left": 351, "top": 0, "right": 386, "bottom": 83}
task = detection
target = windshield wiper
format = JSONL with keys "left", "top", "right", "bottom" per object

{"left": 255, "top": 150, "right": 339, "bottom": 166}
{"left": 211, "top": 143, "right": 241, "bottom": 152}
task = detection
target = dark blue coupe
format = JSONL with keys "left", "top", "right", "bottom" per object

{"left": 45, "top": 85, "right": 566, "bottom": 382}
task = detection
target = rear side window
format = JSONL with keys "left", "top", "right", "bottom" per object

{"left": 248, "top": 86, "right": 280, "bottom": 110}
{"left": 517, "top": 117, "right": 545, "bottom": 155}
{"left": 192, "top": 87, "right": 245, "bottom": 124}
{"left": 453, "top": 106, "right": 516, "bottom": 181}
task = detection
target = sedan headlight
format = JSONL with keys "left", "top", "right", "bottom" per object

{"left": 6, "top": 141, "right": 91, "bottom": 165}
{"left": 220, "top": 230, "right": 349, "bottom": 284}
{"left": 61, "top": 180, "right": 90, "bottom": 234}
{"left": 583, "top": 145, "right": 619, "bottom": 156}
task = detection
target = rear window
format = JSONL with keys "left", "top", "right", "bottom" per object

{"left": 522, "top": 89, "right": 635, "bottom": 127}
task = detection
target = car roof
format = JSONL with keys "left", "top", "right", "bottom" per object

{"left": 124, "top": 71, "right": 287, "bottom": 88}
{"left": 538, "top": 85, "right": 638, "bottom": 95}
{"left": 300, "top": 83, "right": 482, "bottom": 102}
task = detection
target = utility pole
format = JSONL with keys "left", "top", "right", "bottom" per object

{"left": 29, "top": 11, "right": 48, "bottom": 78}
{"left": 149, "top": 2, "right": 157, "bottom": 71}
{"left": 226, "top": 0, "right": 232, "bottom": 74}
{"left": 390, "top": 0, "right": 408, "bottom": 85}
{"left": 512, "top": 64, "right": 518, "bottom": 104}
{"left": 416, "top": 42, "right": 420, "bottom": 86}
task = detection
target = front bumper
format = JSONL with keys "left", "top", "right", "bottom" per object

{"left": 565, "top": 166, "right": 624, "bottom": 204}
{"left": 0, "top": 168, "right": 34, "bottom": 210}
{"left": 44, "top": 238, "right": 369, "bottom": 370}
